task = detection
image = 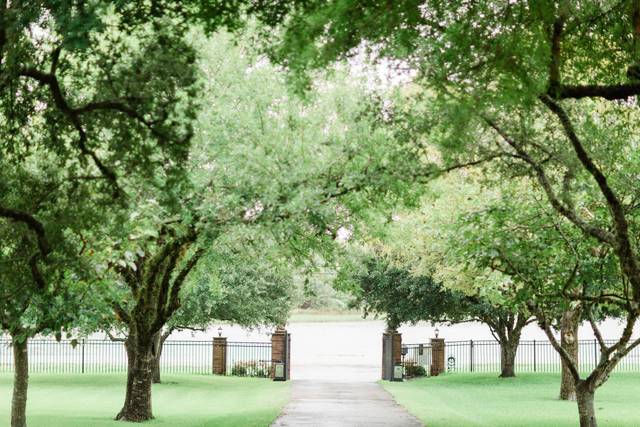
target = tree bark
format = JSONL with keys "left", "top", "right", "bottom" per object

{"left": 11, "top": 337, "right": 29, "bottom": 427}
{"left": 151, "top": 332, "right": 162, "bottom": 384}
{"left": 491, "top": 314, "right": 526, "bottom": 378}
{"left": 560, "top": 308, "right": 580, "bottom": 400}
{"left": 576, "top": 382, "right": 597, "bottom": 427}
{"left": 499, "top": 340, "right": 517, "bottom": 378}
{"left": 151, "top": 330, "right": 173, "bottom": 384}
{"left": 115, "top": 336, "right": 155, "bottom": 422}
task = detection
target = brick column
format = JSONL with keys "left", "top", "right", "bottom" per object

{"left": 392, "top": 333, "right": 402, "bottom": 365}
{"left": 271, "top": 327, "right": 290, "bottom": 380}
{"left": 430, "top": 338, "right": 445, "bottom": 376}
{"left": 212, "top": 337, "right": 227, "bottom": 375}
{"left": 382, "top": 330, "right": 402, "bottom": 380}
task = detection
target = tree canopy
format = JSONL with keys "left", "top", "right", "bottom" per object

{"left": 260, "top": 4, "right": 640, "bottom": 424}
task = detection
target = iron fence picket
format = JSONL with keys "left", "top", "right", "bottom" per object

{"left": 4, "top": 337, "right": 640, "bottom": 377}
{"left": 433, "top": 339, "right": 640, "bottom": 374}
{"left": 225, "top": 341, "right": 272, "bottom": 378}
{"left": 0, "top": 338, "right": 273, "bottom": 377}
{"left": 401, "top": 343, "right": 433, "bottom": 378}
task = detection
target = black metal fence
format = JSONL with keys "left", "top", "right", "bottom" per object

{"left": 445, "top": 339, "right": 640, "bottom": 374}
{"left": 0, "top": 338, "right": 272, "bottom": 377}
{"left": 401, "top": 343, "right": 433, "bottom": 378}
{"left": 225, "top": 341, "right": 272, "bottom": 377}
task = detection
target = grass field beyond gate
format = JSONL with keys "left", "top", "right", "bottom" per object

{"left": 383, "top": 373, "right": 640, "bottom": 427}
{"left": 0, "top": 374, "right": 289, "bottom": 427}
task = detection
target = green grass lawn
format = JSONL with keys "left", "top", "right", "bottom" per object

{"left": 0, "top": 374, "right": 289, "bottom": 426}
{"left": 383, "top": 373, "right": 640, "bottom": 427}
{"left": 288, "top": 309, "right": 366, "bottom": 323}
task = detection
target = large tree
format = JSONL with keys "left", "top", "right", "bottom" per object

{"left": 92, "top": 31, "right": 422, "bottom": 422}
{"left": 448, "top": 181, "right": 624, "bottom": 402}
{"left": 260, "top": 3, "right": 640, "bottom": 425}
{"left": 342, "top": 254, "right": 532, "bottom": 378}
{"left": 340, "top": 176, "right": 536, "bottom": 378}
{"left": 0, "top": 2, "right": 217, "bottom": 425}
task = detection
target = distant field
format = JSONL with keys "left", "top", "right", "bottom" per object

{"left": 383, "top": 373, "right": 640, "bottom": 427}
{"left": 288, "top": 309, "right": 367, "bottom": 323}
{"left": 0, "top": 374, "right": 289, "bottom": 427}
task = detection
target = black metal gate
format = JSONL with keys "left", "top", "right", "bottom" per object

{"left": 401, "top": 343, "right": 432, "bottom": 378}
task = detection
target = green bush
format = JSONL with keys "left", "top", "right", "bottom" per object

{"left": 404, "top": 363, "right": 427, "bottom": 378}
{"left": 231, "top": 364, "right": 248, "bottom": 376}
{"left": 231, "top": 361, "right": 271, "bottom": 378}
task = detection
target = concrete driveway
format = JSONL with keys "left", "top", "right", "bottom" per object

{"left": 271, "top": 380, "right": 423, "bottom": 427}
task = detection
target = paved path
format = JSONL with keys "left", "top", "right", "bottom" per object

{"left": 271, "top": 380, "right": 424, "bottom": 427}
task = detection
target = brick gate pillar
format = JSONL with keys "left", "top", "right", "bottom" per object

{"left": 430, "top": 337, "right": 445, "bottom": 376}
{"left": 382, "top": 329, "right": 402, "bottom": 380}
{"left": 271, "top": 327, "right": 290, "bottom": 381}
{"left": 212, "top": 336, "right": 227, "bottom": 375}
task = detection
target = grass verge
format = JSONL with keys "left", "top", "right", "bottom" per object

{"left": 0, "top": 373, "right": 289, "bottom": 426}
{"left": 383, "top": 372, "right": 640, "bottom": 427}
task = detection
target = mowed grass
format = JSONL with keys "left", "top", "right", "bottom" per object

{"left": 288, "top": 309, "right": 366, "bottom": 323}
{"left": 0, "top": 373, "right": 289, "bottom": 427}
{"left": 383, "top": 373, "right": 640, "bottom": 427}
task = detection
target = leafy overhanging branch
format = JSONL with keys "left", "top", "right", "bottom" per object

{"left": 538, "top": 95, "right": 640, "bottom": 301}
{"left": 18, "top": 43, "right": 191, "bottom": 197}
{"left": 0, "top": 206, "right": 51, "bottom": 256}
{"left": 19, "top": 66, "right": 120, "bottom": 195}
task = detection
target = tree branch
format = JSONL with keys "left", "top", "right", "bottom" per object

{"left": 165, "top": 248, "right": 204, "bottom": 317}
{"left": 106, "top": 331, "right": 127, "bottom": 342}
{"left": 155, "top": 244, "right": 183, "bottom": 323}
{"left": 483, "top": 115, "right": 616, "bottom": 246}
{"left": 548, "top": 10, "right": 565, "bottom": 96}
{"left": 533, "top": 305, "right": 581, "bottom": 381}
{"left": 587, "top": 308, "right": 608, "bottom": 353}
{"left": 0, "top": 206, "right": 51, "bottom": 256}
{"left": 112, "top": 302, "right": 131, "bottom": 325}
{"left": 552, "top": 84, "right": 640, "bottom": 100}
{"left": 19, "top": 67, "right": 121, "bottom": 195}
{"left": 539, "top": 95, "right": 640, "bottom": 297}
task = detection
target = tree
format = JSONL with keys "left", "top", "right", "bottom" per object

{"left": 341, "top": 253, "right": 532, "bottom": 378}
{"left": 147, "top": 249, "right": 292, "bottom": 383}
{"left": 444, "top": 179, "right": 625, "bottom": 408}
{"left": 93, "top": 30, "right": 423, "bottom": 422}
{"left": 0, "top": 2, "right": 215, "bottom": 425}
{"left": 260, "top": 3, "right": 640, "bottom": 425}
{"left": 343, "top": 256, "right": 467, "bottom": 330}
{"left": 345, "top": 176, "right": 536, "bottom": 377}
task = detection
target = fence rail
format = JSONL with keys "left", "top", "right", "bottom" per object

{"left": 225, "top": 341, "right": 272, "bottom": 377}
{"left": 5, "top": 337, "right": 640, "bottom": 377}
{"left": 0, "top": 338, "right": 272, "bottom": 377}
{"left": 445, "top": 339, "right": 640, "bottom": 374}
{"left": 401, "top": 343, "right": 433, "bottom": 378}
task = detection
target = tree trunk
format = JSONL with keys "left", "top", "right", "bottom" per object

{"left": 560, "top": 308, "right": 580, "bottom": 400}
{"left": 115, "top": 336, "right": 154, "bottom": 422}
{"left": 576, "top": 383, "right": 597, "bottom": 427}
{"left": 151, "top": 354, "right": 161, "bottom": 384}
{"left": 499, "top": 340, "right": 517, "bottom": 378}
{"left": 151, "top": 332, "right": 163, "bottom": 384}
{"left": 486, "top": 312, "right": 528, "bottom": 379}
{"left": 11, "top": 337, "right": 29, "bottom": 427}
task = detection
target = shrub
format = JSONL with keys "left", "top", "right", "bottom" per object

{"left": 404, "top": 362, "right": 427, "bottom": 378}
{"left": 231, "top": 364, "right": 248, "bottom": 376}
{"left": 230, "top": 361, "right": 271, "bottom": 378}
